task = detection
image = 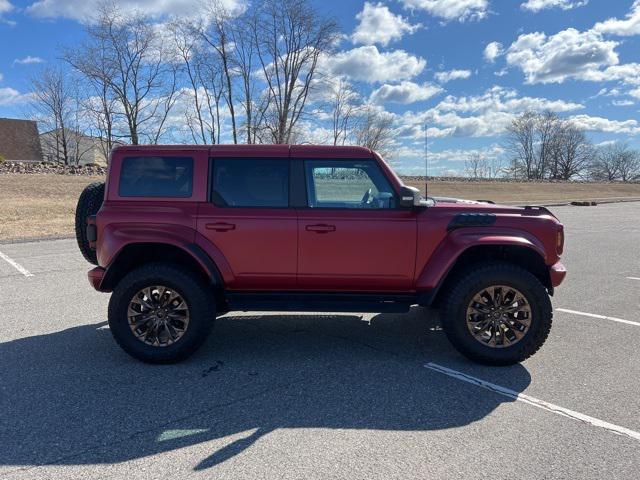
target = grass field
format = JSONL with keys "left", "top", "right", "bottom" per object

{"left": 1, "top": 173, "right": 639, "bottom": 241}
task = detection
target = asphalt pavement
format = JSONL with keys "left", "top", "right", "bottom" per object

{"left": 0, "top": 202, "right": 639, "bottom": 479}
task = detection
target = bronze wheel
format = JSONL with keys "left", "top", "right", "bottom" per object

{"left": 465, "top": 284, "right": 532, "bottom": 348}
{"left": 127, "top": 285, "right": 190, "bottom": 347}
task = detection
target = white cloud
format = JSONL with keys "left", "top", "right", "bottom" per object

{"left": 13, "top": 56, "right": 44, "bottom": 66}
{"left": 401, "top": 0, "right": 488, "bottom": 22}
{"left": 0, "top": 0, "right": 13, "bottom": 14}
{"left": 397, "top": 86, "right": 584, "bottom": 139}
{"left": 0, "top": 87, "right": 32, "bottom": 106}
{"left": 434, "top": 69, "right": 471, "bottom": 83}
{"left": 580, "top": 63, "right": 640, "bottom": 85}
{"left": 594, "top": 0, "right": 640, "bottom": 36}
{"left": 483, "top": 41, "right": 503, "bottom": 63}
{"left": 630, "top": 88, "right": 640, "bottom": 99}
{"left": 326, "top": 46, "right": 426, "bottom": 83}
{"left": 26, "top": 0, "right": 242, "bottom": 22}
{"left": 370, "top": 81, "right": 443, "bottom": 104}
{"left": 612, "top": 99, "right": 635, "bottom": 107}
{"left": 436, "top": 86, "right": 583, "bottom": 113}
{"left": 428, "top": 144, "right": 505, "bottom": 162}
{"left": 505, "top": 28, "right": 619, "bottom": 84}
{"left": 569, "top": 114, "right": 640, "bottom": 135}
{"left": 521, "top": 0, "right": 588, "bottom": 12}
{"left": 352, "top": 2, "right": 420, "bottom": 46}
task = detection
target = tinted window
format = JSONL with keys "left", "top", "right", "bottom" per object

{"left": 119, "top": 156, "right": 193, "bottom": 198}
{"left": 211, "top": 158, "right": 289, "bottom": 207}
{"left": 305, "top": 159, "right": 396, "bottom": 209}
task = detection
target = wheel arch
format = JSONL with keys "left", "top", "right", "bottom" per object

{"left": 101, "top": 242, "right": 224, "bottom": 294}
{"left": 419, "top": 233, "right": 552, "bottom": 308}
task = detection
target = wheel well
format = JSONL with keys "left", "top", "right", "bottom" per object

{"left": 430, "top": 245, "right": 551, "bottom": 308}
{"left": 102, "top": 243, "right": 216, "bottom": 292}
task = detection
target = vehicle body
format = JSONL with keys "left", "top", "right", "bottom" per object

{"left": 77, "top": 144, "right": 566, "bottom": 365}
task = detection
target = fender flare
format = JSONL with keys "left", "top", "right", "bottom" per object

{"left": 415, "top": 228, "right": 548, "bottom": 291}
{"left": 98, "top": 225, "right": 233, "bottom": 288}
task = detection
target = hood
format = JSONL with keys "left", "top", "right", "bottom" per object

{"left": 428, "top": 196, "right": 558, "bottom": 219}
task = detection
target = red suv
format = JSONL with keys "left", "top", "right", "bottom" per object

{"left": 76, "top": 145, "right": 566, "bottom": 365}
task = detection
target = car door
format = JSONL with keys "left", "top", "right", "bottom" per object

{"left": 196, "top": 152, "right": 297, "bottom": 290}
{"left": 297, "top": 157, "right": 417, "bottom": 291}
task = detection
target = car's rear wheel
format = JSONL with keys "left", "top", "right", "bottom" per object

{"left": 440, "top": 262, "right": 552, "bottom": 366}
{"left": 108, "top": 263, "right": 216, "bottom": 363}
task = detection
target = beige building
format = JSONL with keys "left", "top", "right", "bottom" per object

{"left": 40, "top": 129, "right": 110, "bottom": 166}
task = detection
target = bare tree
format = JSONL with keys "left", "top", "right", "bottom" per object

{"left": 464, "top": 152, "right": 487, "bottom": 179}
{"left": 31, "top": 67, "right": 78, "bottom": 165}
{"left": 253, "top": 0, "right": 339, "bottom": 144}
{"left": 67, "top": 3, "right": 179, "bottom": 145}
{"left": 324, "top": 78, "right": 358, "bottom": 146}
{"left": 553, "top": 122, "right": 592, "bottom": 180}
{"left": 353, "top": 106, "right": 395, "bottom": 156}
{"left": 505, "top": 111, "right": 536, "bottom": 179}
{"left": 591, "top": 143, "right": 640, "bottom": 181}
{"left": 199, "top": 1, "right": 240, "bottom": 144}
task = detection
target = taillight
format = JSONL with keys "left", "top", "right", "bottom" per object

{"left": 556, "top": 227, "right": 564, "bottom": 255}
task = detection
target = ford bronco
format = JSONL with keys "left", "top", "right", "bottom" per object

{"left": 76, "top": 145, "right": 566, "bottom": 365}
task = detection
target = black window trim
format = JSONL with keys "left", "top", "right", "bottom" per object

{"left": 118, "top": 155, "right": 194, "bottom": 198}
{"left": 208, "top": 156, "right": 293, "bottom": 209}
{"left": 297, "top": 158, "right": 402, "bottom": 211}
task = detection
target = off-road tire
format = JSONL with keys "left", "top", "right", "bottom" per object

{"left": 108, "top": 263, "right": 216, "bottom": 364}
{"left": 440, "top": 262, "right": 552, "bottom": 366}
{"left": 75, "top": 182, "right": 105, "bottom": 265}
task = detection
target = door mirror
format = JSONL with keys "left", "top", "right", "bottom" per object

{"left": 399, "top": 186, "right": 428, "bottom": 209}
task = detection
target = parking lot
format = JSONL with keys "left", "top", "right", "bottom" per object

{"left": 0, "top": 202, "right": 639, "bottom": 479}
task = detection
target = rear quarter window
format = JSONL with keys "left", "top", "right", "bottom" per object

{"left": 119, "top": 156, "right": 193, "bottom": 198}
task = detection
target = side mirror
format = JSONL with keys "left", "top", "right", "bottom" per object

{"left": 399, "top": 186, "right": 428, "bottom": 209}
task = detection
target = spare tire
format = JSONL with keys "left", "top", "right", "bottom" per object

{"left": 75, "top": 182, "right": 105, "bottom": 265}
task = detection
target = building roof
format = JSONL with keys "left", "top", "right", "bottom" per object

{"left": 0, "top": 118, "right": 43, "bottom": 162}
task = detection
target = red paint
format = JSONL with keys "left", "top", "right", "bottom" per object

{"left": 89, "top": 145, "right": 566, "bottom": 295}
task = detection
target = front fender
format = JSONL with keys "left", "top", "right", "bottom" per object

{"left": 415, "top": 228, "right": 548, "bottom": 290}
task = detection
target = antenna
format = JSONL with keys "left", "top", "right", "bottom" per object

{"left": 424, "top": 123, "right": 428, "bottom": 198}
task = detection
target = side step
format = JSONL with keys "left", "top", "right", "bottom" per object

{"left": 224, "top": 292, "right": 421, "bottom": 313}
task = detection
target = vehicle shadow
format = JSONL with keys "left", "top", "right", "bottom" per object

{"left": 0, "top": 307, "right": 531, "bottom": 471}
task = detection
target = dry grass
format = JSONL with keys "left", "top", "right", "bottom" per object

{"left": 404, "top": 179, "right": 640, "bottom": 204}
{"left": 1, "top": 173, "right": 639, "bottom": 241}
{"left": 0, "top": 174, "right": 104, "bottom": 242}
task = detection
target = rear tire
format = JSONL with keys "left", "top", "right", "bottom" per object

{"left": 108, "top": 263, "right": 216, "bottom": 364}
{"left": 440, "top": 262, "right": 552, "bottom": 366}
{"left": 75, "top": 181, "right": 104, "bottom": 265}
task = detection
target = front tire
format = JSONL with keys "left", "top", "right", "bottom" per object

{"left": 108, "top": 263, "right": 216, "bottom": 364}
{"left": 440, "top": 262, "right": 552, "bottom": 366}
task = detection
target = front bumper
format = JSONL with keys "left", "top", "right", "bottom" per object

{"left": 549, "top": 261, "right": 567, "bottom": 287}
{"left": 88, "top": 267, "right": 109, "bottom": 292}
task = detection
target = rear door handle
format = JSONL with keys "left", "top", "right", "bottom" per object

{"left": 206, "top": 222, "right": 236, "bottom": 232}
{"left": 305, "top": 224, "right": 336, "bottom": 233}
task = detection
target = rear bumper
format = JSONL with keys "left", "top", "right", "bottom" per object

{"left": 88, "top": 267, "right": 109, "bottom": 292}
{"left": 549, "top": 261, "right": 566, "bottom": 287}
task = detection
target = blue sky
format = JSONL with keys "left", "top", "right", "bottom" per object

{"left": 1, "top": 0, "right": 639, "bottom": 174}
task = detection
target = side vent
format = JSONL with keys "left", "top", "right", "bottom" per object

{"left": 447, "top": 213, "right": 497, "bottom": 230}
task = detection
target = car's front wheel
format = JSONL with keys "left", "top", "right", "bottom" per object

{"left": 440, "top": 262, "right": 552, "bottom": 366}
{"left": 108, "top": 263, "right": 216, "bottom": 363}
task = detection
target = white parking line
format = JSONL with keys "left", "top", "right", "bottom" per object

{"left": 425, "top": 363, "right": 640, "bottom": 441}
{"left": 556, "top": 308, "right": 640, "bottom": 327}
{"left": 627, "top": 277, "right": 640, "bottom": 281}
{"left": 0, "top": 250, "right": 34, "bottom": 277}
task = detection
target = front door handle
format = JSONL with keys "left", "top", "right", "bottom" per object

{"left": 305, "top": 224, "right": 336, "bottom": 233}
{"left": 206, "top": 222, "right": 236, "bottom": 232}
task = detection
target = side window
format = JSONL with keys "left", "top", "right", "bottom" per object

{"left": 119, "top": 156, "right": 193, "bottom": 198}
{"left": 211, "top": 158, "right": 289, "bottom": 207}
{"left": 304, "top": 159, "right": 396, "bottom": 209}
